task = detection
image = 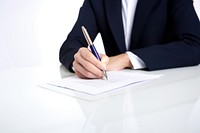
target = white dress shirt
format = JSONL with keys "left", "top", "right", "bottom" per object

{"left": 122, "top": 0, "right": 146, "bottom": 69}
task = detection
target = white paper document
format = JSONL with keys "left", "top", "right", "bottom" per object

{"left": 45, "top": 71, "right": 161, "bottom": 95}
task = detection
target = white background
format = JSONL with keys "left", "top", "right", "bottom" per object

{"left": 0, "top": 0, "right": 199, "bottom": 70}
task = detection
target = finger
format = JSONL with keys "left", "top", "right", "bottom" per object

{"left": 80, "top": 48, "right": 105, "bottom": 70}
{"left": 74, "top": 51, "right": 103, "bottom": 78}
{"left": 73, "top": 60, "right": 99, "bottom": 79}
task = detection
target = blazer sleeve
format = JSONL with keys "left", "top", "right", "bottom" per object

{"left": 59, "top": 0, "right": 99, "bottom": 72}
{"left": 132, "top": 0, "right": 200, "bottom": 70}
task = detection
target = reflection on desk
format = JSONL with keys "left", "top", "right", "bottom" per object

{"left": 0, "top": 65, "right": 200, "bottom": 133}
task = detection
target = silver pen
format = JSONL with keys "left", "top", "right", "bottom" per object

{"left": 81, "top": 26, "right": 108, "bottom": 80}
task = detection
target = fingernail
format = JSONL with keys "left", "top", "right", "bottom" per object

{"left": 102, "top": 64, "right": 106, "bottom": 70}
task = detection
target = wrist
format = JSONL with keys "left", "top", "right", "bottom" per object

{"left": 106, "top": 53, "right": 133, "bottom": 71}
{"left": 120, "top": 53, "right": 133, "bottom": 68}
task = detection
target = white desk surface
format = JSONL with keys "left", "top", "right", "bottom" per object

{"left": 0, "top": 65, "right": 200, "bottom": 133}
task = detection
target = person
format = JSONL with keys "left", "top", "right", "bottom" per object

{"left": 59, "top": 0, "right": 200, "bottom": 79}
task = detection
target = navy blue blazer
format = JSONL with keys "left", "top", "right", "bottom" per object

{"left": 59, "top": 0, "right": 200, "bottom": 71}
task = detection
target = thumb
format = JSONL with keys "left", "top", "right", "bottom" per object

{"left": 100, "top": 53, "right": 109, "bottom": 70}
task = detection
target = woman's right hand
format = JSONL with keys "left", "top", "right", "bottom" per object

{"left": 73, "top": 47, "right": 109, "bottom": 79}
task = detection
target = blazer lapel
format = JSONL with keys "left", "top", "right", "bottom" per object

{"left": 130, "top": 0, "right": 158, "bottom": 49}
{"left": 105, "top": 0, "right": 126, "bottom": 53}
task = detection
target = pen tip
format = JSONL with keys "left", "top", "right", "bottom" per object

{"left": 102, "top": 70, "right": 108, "bottom": 80}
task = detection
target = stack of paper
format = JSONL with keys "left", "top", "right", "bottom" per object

{"left": 41, "top": 71, "right": 161, "bottom": 96}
